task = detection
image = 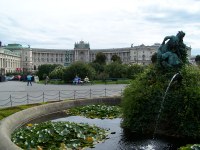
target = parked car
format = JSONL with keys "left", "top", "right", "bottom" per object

{"left": 20, "top": 75, "right": 27, "bottom": 81}
{"left": 5, "top": 76, "right": 14, "bottom": 81}
{"left": 12, "top": 75, "right": 21, "bottom": 81}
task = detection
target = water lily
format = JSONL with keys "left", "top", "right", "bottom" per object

{"left": 86, "top": 137, "right": 93, "bottom": 143}
{"left": 27, "top": 123, "right": 33, "bottom": 127}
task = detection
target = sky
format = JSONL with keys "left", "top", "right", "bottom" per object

{"left": 1, "top": 0, "right": 200, "bottom": 56}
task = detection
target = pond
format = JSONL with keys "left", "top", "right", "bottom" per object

{"left": 44, "top": 114, "right": 192, "bottom": 150}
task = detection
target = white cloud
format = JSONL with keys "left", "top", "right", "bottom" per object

{"left": 0, "top": 0, "right": 200, "bottom": 55}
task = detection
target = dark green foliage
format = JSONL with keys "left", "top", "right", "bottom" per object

{"left": 12, "top": 121, "right": 108, "bottom": 149}
{"left": 89, "top": 62, "right": 105, "bottom": 74}
{"left": 36, "top": 64, "right": 61, "bottom": 80}
{"left": 122, "top": 65, "right": 200, "bottom": 139}
{"left": 66, "top": 104, "right": 122, "bottom": 119}
{"left": 195, "top": 55, "right": 200, "bottom": 65}
{"left": 94, "top": 72, "right": 109, "bottom": 80}
{"left": 179, "top": 44, "right": 189, "bottom": 64}
{"left": 104, "top": 62, "right": 127, "bottom": 78}
{"left": 93, "top": 52, "right": 106, "bottom": 65}
{"left": 126, "top": 64, "right": 145, "bottom": 79}
{"left": 63, "top": 61, "right": 95, "bottom": 83}
{"left": 49, "top": 66, "right": 65, "bottom": 80}
{"left": 151, "top": 52, "right": 157, "bottom": 64}
{"left": 111, "top": 54, "right": 122, "bottom": 64}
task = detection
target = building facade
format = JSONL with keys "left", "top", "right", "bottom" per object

{"left": 0, "top": 47, "right": 21, "bottom": 75}
{"left": 1, "top": 41, "right": 191, "bottom": 73}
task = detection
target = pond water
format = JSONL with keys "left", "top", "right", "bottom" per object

{"left": 48, "top": 115, "right": 192, "bottom": 150}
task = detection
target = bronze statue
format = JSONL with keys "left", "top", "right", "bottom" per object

{"left": 157, "top": 31, "right": 187, "bottom": 68}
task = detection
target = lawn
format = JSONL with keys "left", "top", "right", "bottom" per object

{"left": 0, "top": 103, "right": 42, "bottom": 120}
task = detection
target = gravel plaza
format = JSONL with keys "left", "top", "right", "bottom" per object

{"left": 0, "top": 81, "right": 127, "bottom": 108}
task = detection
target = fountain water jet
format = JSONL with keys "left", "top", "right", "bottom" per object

{"left": 153, "top": 72, "right": 180, "bottom": 139}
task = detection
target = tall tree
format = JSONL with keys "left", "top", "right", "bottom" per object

{"left": 94, "top": 52, "right": 107, "bottom": 65}
{"left": 111, "top": 54, "right": 122, "bottom": 64}
{"left": 151, "top": 52, "right": 157, "bottom": 64}
{"left": 36, "top": 64, "right": 61, "bottom": 80}
{"left": 63, "top": 61, "right": 95, "bottom": 83}
{"left": 195, "top": 55, "right": 200, "bottom": 65}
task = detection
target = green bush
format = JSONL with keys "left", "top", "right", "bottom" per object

{"left": 121, "top": 65, "right": 200, "bottom": 139}
{"left": 36, "top": 64, "right": 61, "bottom": 80}
{"left": 49, "top": 66, "right": 65, "bottom": 80}
{"left": 63, "top": 61, "right": 95, "bottom": 83}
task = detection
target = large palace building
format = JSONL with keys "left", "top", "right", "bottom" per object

{"left": 0, "top": 41, "right": 191, "bottom": 74}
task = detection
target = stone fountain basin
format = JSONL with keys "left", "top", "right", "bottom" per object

{"left": 0, "top": 97, "right": 121, "bottom": 150}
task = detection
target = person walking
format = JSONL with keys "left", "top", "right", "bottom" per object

{"left": 27, "top": 74, "right": 32, "bottom": 86}
{"left": 45, "top": 76, "right": 49, "bottom": 85}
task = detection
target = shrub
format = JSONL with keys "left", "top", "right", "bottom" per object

{"left": 121, "top": 65, "right": 200, "bottom": 139}
{"left": 63, "top": 62, "right": 95, "bottom": 83}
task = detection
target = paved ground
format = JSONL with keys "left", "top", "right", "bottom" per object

{"left": 0, "top": 81, "right": 127, "bottom": 108}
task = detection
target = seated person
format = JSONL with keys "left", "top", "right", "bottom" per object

{"left": 84, "top": 76, "right": 90, "bottom": 83}
{"left": 78, "top": 77, "right": 83, "bottom": 84}
{"left": 73, "top": 76, "right": 79, "bottom": 84}
{"left": 73, "top": 76, "right": 83, "bottom": 84}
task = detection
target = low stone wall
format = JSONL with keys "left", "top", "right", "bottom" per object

{"left": 0, "top": 97, "right": 121, "bottom": 150}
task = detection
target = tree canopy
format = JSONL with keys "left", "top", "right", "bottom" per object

{"left": 111, "top": 54, "right": 122, "bottom": 64}
{"left": 93, "top": 52, "right": 106, "bottom": 65}
{"left": 195, "top": 55, "right": 200, "bottom": 65}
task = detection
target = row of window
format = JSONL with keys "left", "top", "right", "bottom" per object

{"left": 33, "top": 58, "right": 64, "bottom": 62}
{"left": 33, "top": 53, "right": 65, "bottom": 57}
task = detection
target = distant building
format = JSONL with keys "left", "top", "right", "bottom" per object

{"left": 0, "top": 45, "right": 21, "bottom": 75}
{"left": 1, "top": 41, "right": 192, "bottom": 73}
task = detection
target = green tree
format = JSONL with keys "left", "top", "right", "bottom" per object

{"left": 49, "top": 66, "right": 65, "bottom": 80}
{"left": 94, "top": 52, "right": 107, "bottom": 65}
{"left": 104, "top": 62, "right": 127, "bottom": 78}
{"left": 195, "top": 55, "right": 200, "bottom": 65}
{"left": 111, "top": 54, "right": 122, "bottom": 64}
{"left": 89, "top": 62, "right": 104, "bottom": 74}
{"left": 63, "top": 61, "right": 95, "bottom": 83}
{"left": 36, "top": 64, "right": 61, "bottom": 80}
{"left": 126, "top": 64, "right": 145, "bottom": 79}
{"left": 151, "top": 52, "right": 157, "bottom": 64}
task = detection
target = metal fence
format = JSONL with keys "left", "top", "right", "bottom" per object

{"left": 0, "top": 88, "right": 123, "bottom": 108}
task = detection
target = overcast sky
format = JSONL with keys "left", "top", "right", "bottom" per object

{"left": 1, "top": 0, "right": 200, "bottom": 55}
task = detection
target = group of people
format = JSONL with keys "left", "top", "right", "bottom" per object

{"left": 26, "top": 74, "right": 90, "bottom": 86}
{"left": 73, "top": 75, "right": 90, "bottom": 85}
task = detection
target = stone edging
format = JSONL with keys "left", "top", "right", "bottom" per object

{"left": 0, "top": 97, "right": 121, "bottom": 150}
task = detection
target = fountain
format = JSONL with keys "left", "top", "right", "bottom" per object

{"left": 122, "top": 31, "right": 200, "bottom": 148}
{"left": 153, "top": 72, "right": 180, "bottom": 139}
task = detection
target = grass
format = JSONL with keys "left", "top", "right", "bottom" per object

{"left": 0, "top": 103, "right": 43, "bottom": 121}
